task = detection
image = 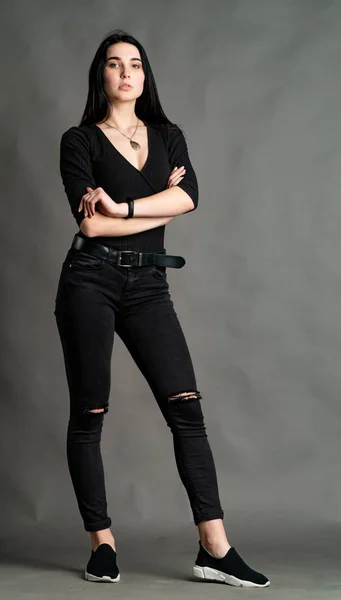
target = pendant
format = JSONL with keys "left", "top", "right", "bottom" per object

{"left": 130, "top": 139, "right": 141, "bottom": 150}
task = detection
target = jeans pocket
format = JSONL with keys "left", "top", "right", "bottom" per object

{"left": 151, "top": 265, "right": 167, "bottom": 280}
{"left": 66, "top": 250, "right": 104, "bottom": 271}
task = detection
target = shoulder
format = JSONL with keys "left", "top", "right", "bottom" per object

{"left": 60, "top": 124, "right": 95, "bottom": 142}
{"left": 60, "top": 125, "right": 96, "bottom": 153}
{"left": 148, "top": 122, "right": 186, "bottom": 148}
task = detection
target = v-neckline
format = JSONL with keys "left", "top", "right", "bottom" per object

{"left": 93, "top": 122, "right": 151, "bottom": 174}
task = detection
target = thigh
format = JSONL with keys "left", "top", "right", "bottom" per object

{"left": 54, "top": 259, "right": 116, "bottom": 415}
{"left": 114, "top": 274, "right": 197, "bottom": 408}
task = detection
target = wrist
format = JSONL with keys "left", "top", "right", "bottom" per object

{"left": 115, "top": 202, "right": 129, "bottom": 218}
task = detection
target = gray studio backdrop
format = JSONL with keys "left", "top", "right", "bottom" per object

{"left": 2, "top": 0, "right": 340, "bottom": 554}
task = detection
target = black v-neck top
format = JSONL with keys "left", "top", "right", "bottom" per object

{"left": 59, "top": 122, "right": 199, "bottom": 252}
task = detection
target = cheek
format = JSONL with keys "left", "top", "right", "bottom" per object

{"left": 104, "top": 69, "right": 118, "bottom": 84}
{"left": 137, "top": 72, "right": 145, "bottom": 88}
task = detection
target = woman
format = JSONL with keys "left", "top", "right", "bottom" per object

{"left": 54, "top": 28, "right": 270, "bottom": 588}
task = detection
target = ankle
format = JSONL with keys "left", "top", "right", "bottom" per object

{"left": 89, "top": 529, "right": 116, "bottom": 552}
{"left": 201, "top": 539, "right": 231, "bottom": 558}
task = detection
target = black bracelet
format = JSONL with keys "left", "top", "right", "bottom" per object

{"left": 124, "top": 197, "right": 134, "bottom": 219}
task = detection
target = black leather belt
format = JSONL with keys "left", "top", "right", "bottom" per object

{"left": 71, "top": 234, "right": 186, "bottom": 268}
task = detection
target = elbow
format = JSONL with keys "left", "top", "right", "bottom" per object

{"left": 178, "top": 187, "right": 198, "bottom": 214}
{"left": 79, "top": 216, "right": 93, "bottom": 237}
{"left": 190, "top": 197, "right": 198, "bottom": 211}
{"left": 180, "top": 184, "right": 198, "bottom": 213}
{"left": 185, "top": 195, "right": 198, "bottom": 214}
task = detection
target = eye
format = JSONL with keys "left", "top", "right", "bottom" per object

{"left": 108, "top": 62, "right": 141, "bottom": 68}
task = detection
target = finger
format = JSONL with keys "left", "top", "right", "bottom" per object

{"left": 169, "top": 173, "right": 185, "bottom": 186}
{"left": 83, "top": 189, "right": 97, "bottom": 217}
{"left": 84, "top": 187, "right": 93, "bottom": 215}
{"left": 89, "top": 190, "right": 101, "bottom": 216}
{"left": 168, "top": 168, "right": 186, "bottom": 185}
{"left": 171, "top": 167, "right": 185, "bottom": 178}
{"left": 167, "top": 176, "right": 185, "bottom": 188}
{"left": 85, "top": 200, "right": 93, "bottom": 218}
{"left": 83, "top": 195, "right": 91, "bottom": 217}
{"left": 173, "top": 174, "right": 185, "bottom": 184}
{"left": 84, "top": 197, "right": 92, "bottom": 218}
{"left": 173, "top": 176, "right": 184, "bottom": 186}
{"left": 89, "top": 197, "right": 98, "bottom": 217}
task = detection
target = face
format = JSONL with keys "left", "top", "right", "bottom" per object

{"left": 103, "top": 42, "right": 145, "bottom": 102}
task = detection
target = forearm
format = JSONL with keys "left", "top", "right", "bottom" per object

{"left": 81, "top": 212, "right": 175, "bottom": 238}
{"left": 116, "top": 186, "right": 195, "bottom": 218}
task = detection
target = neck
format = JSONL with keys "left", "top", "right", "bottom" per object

{"left": 105, "top": 103, "right": 139, "bottom": 131}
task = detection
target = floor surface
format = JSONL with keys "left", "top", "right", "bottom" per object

{"left": 0, "top": 520, "right": 340, "bottom": 599}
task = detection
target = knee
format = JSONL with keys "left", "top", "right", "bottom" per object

{"left": 168, "top": 391, "right": 201, "bottom": 403}
{"left": 82, "top": 404, "right": 109, "bottom": 414}
{"left": 67, "top": 406, "right": 107, "bottom": 442}
{"left": 67, "top": 404, "right": 108, "bottom": 434}
{"left": 167, "top": 390, "right": 206, "bottom": 435}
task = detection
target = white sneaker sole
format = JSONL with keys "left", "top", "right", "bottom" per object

{"left": 193, "top": 565, "right": 270, "bottom": 587}
{"left": 84, "top": 570, "right": 120, "bottom": 582}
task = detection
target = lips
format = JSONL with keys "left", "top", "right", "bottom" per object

{"left": 119, "top": 85, "right": 132, "bottom": 89}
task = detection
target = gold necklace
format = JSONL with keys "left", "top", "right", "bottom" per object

{"left": 103, "top": 118, "right": 141, "bottom": 150}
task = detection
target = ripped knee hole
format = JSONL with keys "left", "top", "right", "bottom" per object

{"left": 81, "top": 406, "right": 109, "bottom": 414}
{"left": 168, "top": 391, "right": 202, "bottom": 404}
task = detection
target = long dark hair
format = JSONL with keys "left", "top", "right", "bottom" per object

{"left": 79, "top": 29, "right": 181, "bottom": 134}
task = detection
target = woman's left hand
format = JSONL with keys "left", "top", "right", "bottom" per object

{"left": 78, "top": 187, "right": 119, "bottom": 218}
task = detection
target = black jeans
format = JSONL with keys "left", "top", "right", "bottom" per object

{"left": 53, "top": 243, "right": 224, "bottom": 531}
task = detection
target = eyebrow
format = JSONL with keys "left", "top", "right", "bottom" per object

{"left": 107, "top": 56, "right": 142, "bottom": 62}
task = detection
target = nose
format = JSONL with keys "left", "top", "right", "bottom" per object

{"left": 121, "top": 65, "right": 131, "bottom": 77}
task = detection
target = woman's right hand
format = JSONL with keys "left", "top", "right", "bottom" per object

{"left": 167, "top": 166, "right": 186, "bottom": 188}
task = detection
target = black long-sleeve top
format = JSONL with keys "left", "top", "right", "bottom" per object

{"left": 59, "top": 122, "right": 199, "bottom": 252}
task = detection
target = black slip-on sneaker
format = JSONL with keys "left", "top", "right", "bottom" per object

{"left": 193, "top": 541, "right": 270, "bottom": 588}
{"left": 84, "top": 543, "right": 120, "bottom": 582}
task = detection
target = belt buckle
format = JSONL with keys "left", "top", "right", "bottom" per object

{"left": 116, "top": 250, "right": 143, "bottom": 267}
